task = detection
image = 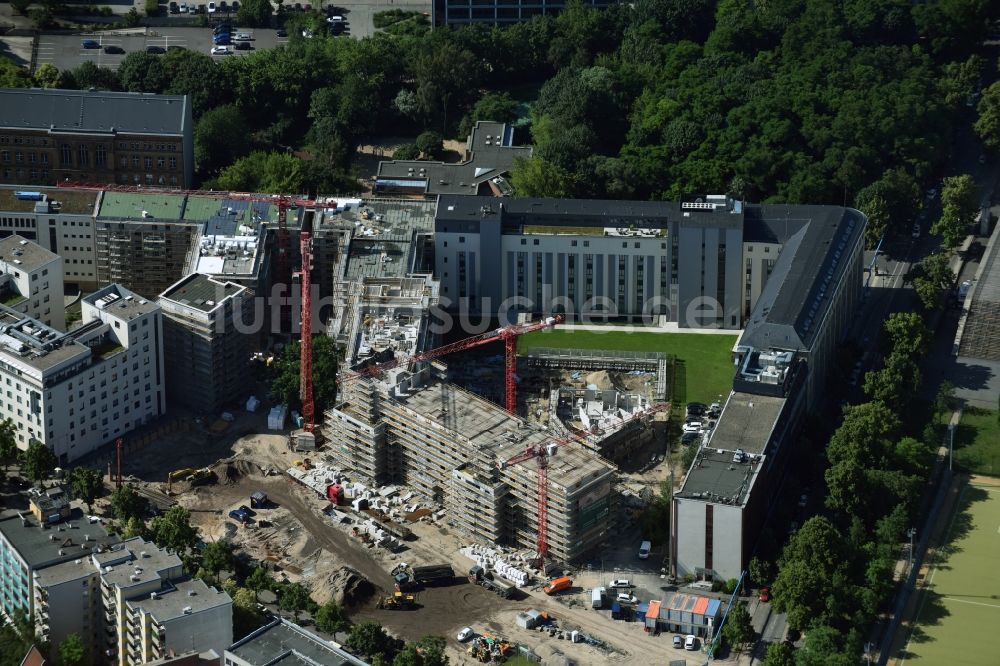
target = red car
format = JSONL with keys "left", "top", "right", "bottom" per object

{"left": 759, "top": 586, "right": 771, "bottom": 602}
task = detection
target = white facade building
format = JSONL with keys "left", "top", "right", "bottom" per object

{"left": 0, "top": 283, "right": 165, "bottom": 463}
{"left": 0, "top": 234, "right": 65, "bottom": 330}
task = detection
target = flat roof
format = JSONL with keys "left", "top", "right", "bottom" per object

{"left": 340, "top": 199, "right": 437, "bottom": 281}
{"left": 0, "top": 305, "right": 92, "bottom": 373}
{"left": 227, "top": 617, "right": 367, "bottom": 666}
{"left": 85, "top": 284, "right": 159, "bottom": 319}
{"left": 376, "top": 121, "right": 531, "bottom": 196}
{"left": 0, "top": 88, "right": 188, "bottom": 135}
{"left": 0, "top": 187, "right": 98, "bottom": 215}
{"left": 0, "top": 235, "right": 59, "bottom": 272}
{"left": 98, "top": 192, "right": 186, "bottom": 219}
{"left": 129, "top": 578, "right": 231, "bottom": 623}
{"left": 99, "top": 537, "right": 182, "bottom": 589}
{"left": 159, "top": 273, "right": 246, "bottom": 313}
{"left": 0, "top": 509, "right": 117, "bottom": 570}
{"left": 704, "top": 392, "right": 786, "bottom": 456}
{"left": 675, "top": 447, "right": 760, "bottom": 506}
{"left": 436, "top": 195, "right": 675, "bottom": 226}
{"left": 34, "top": 554, "right": 98, "bottom": 587}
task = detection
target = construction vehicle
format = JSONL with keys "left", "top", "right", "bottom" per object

{"left": 166, "top": 467, "right": 216, "bottom": 494}
{"left": 376, "top": 591, "right": 416, "bottom": 610}
{"left": 543, "top": 576, "right": 572, "bottom": 595}
{"left": 468, "top": 566, "right": 514, "bottom": 599}
{"left": 393, "top": 563, "right": 454, "bottom": 590}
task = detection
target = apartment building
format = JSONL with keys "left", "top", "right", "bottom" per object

{"left": 671, "top": 205, "right": 867, "bottom": 581}
{"left": 0, "top": 234, "right": 65, "bottom": 330}
{"left": 0, "top": 88, "right": 193, "bottom": 188}
{"left": 0, "top": 187, "right": 100, "bottom": 289}
{"left": 434, "top": 194, "right": 746, "bottom": 328}
{"left": 0, "top": 508, "right": 118, "bottom": 630}
{"left": 226, "top": 617, "right": 368, "bottom": 666}
{"left": 0, "top": 283, "right": 165, "bottom": 463}
{"left": 326, "top": 374, "right": 617, "bottom": 564}
{"left": 432, "top": 0, "right": 614, "bottom": 26}
{"left": 158, "top": 274, "right": 254, "bottom": 412}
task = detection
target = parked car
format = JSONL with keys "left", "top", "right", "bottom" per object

{"left": 235, "top": 32, "right": 251, "bottom": 40}
{"left": 82, "top": 39, "right": 100, "bottom": 49}
{"left": 456, "top": 627, "right": 474, "bottom": 642}
{"left": 207, "top": 2, "right": 217, "bottom": 13}
{"left": 213, "top": 34, "right": 232, "bottom": 45}
{"left": 673, "top": 635, "right": 683, "bottom": 648}
{"left": 169, "top": 2, "right": 179, "bottom": 13}
{"left": 685, "top": 635, "right": 697, "bottom": 651}
{"left": 213, "top": 22, "right": 232, "bottom": 34}
{"left": 276, "top": 28, "right": 288, "bottom": 37}
{"left": 234, "top": 41, "right": 253, "bottom": 50}
{"left": 608, "top": 579, "right": 632, "bottom": 589}
{"left": 211, "top": 45, "right": 231, "bottom": 55}
{"left": 103, "top": 45, "right": 125, "bottom": 54}
{"left": 759, "top": 586, "right": 771, "bottom": 602}
{"left": 219, "top": 1, "right": 228, "bottom": 11}
{"left": 616, "top": 593, "right": 638, "bottom": 605}
{"left": 232, "top": 1, "right": 240, "bottom": 9}
{"left": 682, "top": 421, "right": 703, "bottom": 434}
{"left": 681, "top": 431, "right": 700, "bottom": 445}
{"left": 178, "top": 3, "right": 189, "bottom": 12}
{"left": 686, "top": 402, "right": 706, "bottom": 417}
{"left": 912, "top": 222, "right": 921, "bottom": 239}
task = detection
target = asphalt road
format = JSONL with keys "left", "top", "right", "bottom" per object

{"left": 36, "top": 27, "right": 290, "bottom": 70}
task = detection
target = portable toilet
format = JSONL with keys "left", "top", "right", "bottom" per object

{"left": 645, "top": 600, "right": 661, "bottom": 632}
{"left": 636, "top": 602, "right": 649, "bottom": 622}
{"left": 611, "top": 602, "right": 622, "bottom": 620}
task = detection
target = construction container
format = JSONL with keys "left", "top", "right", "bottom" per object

{"left": 267, "top": 405, "right": 288, "bottom": 430}
{"left": 515, "top": 612, "right": 535, "bottom": 629}
{"left": 245, "top": 396, "right": 260, "bottom": 412}
{"left": 250, "top": 491, "right": 267, "bottom": 508}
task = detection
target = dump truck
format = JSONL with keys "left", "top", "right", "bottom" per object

{"left": 394, "top": 564, "right": 454, "bottom": 590}
{"left": 468, "top": 566, "right": 514, "bottom": 599}
{"left": 376, "top": 592, "right": 416, "bottom": 610}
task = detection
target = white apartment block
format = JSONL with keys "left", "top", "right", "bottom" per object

{"left": 33, "top": 536, "right": 232, "bottom": 666}
{"left": 0, "top": 188, "right": 99, "bottom": 289}
{"left": 0, "top": 283, "right": 164, "bottom": 463}
{"left": 0, "top": 234, "right": 65, "bottom": 330}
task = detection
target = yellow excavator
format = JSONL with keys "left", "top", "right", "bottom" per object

{"left": 166, "top": 467, "right": 216, "bottom": 494}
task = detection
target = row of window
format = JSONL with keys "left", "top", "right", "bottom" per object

{"left": 0, "top": 151, "right": 49, "bottom": 165}
{"left": 117, "top": 174, "right": 180, "bottom": 186}
{"left": 119, "top": 156, "right": 178, "bottom": 170}
{"left": 0, "top": 136, "right": 48, "bottom": 146}
{"left": 117, "top": 142, "right": 179, "bottom": 153}
{"left": 1, "top": 168, "right": 50, "bottom": 182}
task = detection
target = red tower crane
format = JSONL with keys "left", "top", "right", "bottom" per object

{"left": 342, "top": 314, "right": 565, "bottom": 414}
{"left": 298, "top": 229, "right": 315, "bottom": 432}
{"left": 56, "top": 182, "right": 320, "bottom": 325}
{"left": 500, "top": 401, "right": 671, "bottom": 569}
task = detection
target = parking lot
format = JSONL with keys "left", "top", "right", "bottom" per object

{"left": 36, "top": 27, "right": 289, "bottom": 70}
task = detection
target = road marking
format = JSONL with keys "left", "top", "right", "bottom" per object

{"left": 942, "top": 597, "right": 1000, "bottom": 610}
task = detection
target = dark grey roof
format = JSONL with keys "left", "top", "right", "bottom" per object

{"left": 227, "top": 618, "right": 368, "bottom": 666}
{"left": 0, "top": 88, "right": 189, "bottom": 135}
{"left": 376, "top": 121, "right": 531, "bottom": 196}
{"left": 160, "top": 273, "right": 246, "bottom": 313}
{"left": 0, "top": 509, "right": 119, "bottom": 570}
{"left": 739, "top": 204, "right": 866, "bottom": 351}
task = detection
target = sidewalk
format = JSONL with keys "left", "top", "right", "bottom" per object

{"left": 557, "top": 322, "right": 742, "bottom": 336}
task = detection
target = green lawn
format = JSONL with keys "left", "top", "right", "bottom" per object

{"left": 901, "top": 481, "right": 1000, "bottom": 664}
{"left": 518, "top": 329, "right": 738, "bottom": 405}
{"left": 954, "top": 408, "right": 1000, "bottom": 477}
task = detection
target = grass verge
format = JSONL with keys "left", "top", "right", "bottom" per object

{"left": 954, "top": 407, "right": 1000, "bottom": 476}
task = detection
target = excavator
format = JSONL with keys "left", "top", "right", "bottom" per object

{"left": 166, "top": 467, "right": 216, "bottom": 494}
{"left": 376, "top": 591, "right": 416, "bottom": 610}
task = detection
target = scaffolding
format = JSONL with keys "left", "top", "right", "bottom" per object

{"left": 526, "top": 347, "right": 671, "bottom": 400}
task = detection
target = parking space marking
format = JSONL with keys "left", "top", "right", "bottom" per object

{"left": 943, "top": 597, "right": 1000, "bottom": 610}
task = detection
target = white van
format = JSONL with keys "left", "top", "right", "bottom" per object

{"left": 638, "top": 540, "right": 651, "bottom": 559}
{"left": 591, "top": 586, "right": 605, "bottom": 609}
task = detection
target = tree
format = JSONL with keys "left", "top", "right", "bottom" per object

{"left": 935, "top": 380, "right": 956, "bottom": 416}
{"left": 459, "top": 91, "right": 520, "bottom": 137}
{"left": 346, "top": 621, "right": 397, "bottom": 664}
{"left": 66, "top": 61, "right": 121, "bottom": 91}
{"left": 160, "top": 48, "right": 231, "bottom": 117}
{"left": 0, "top": 59, "right": 32, "bottom": 89}
{"left": 510, "top": 156, "right": 575, "bottom": 198}
{"left": 110, "top": 485, "right": 147, "bottom": 522}
{"left": 194, "top": 104, "right": 251, "bottom": 175}
{"left": 68, "top": 467, "right": 104, "bottom": 512}
{"left": 0, "top": 617, "right": 31, "bottom": 666}
{"left": 56, "top": 633, "right": 86, "bottom": 666}
{"left": 762, "top": 640, "right": 795, "bottom": 666}
{"left": 118, "top": 52, "right": 167, "bottom": 93}
{"left": 882, "top": 312, "right": 928, "bottom": 359}
{"left": 415, "top": 131, "right": 444, "bottom": 159}
{"left": 863, "top": 352, "right": 921, "bottom": 410}
{"left": 149, "top": 506, "right": 198, "bottom": 555}
{"left": 215, "top": 152, "right": 304, "bottom": 194}
{"left": 933, "top": 174, "right": 978, "bottom": 249}
{"left": 412, "top": 38, "right": 480, "bottom": 132}
{"left": 315, "top": 600, "right": 350, "bottom": 635}
{"left": 269, "top": 335, "right": 338, "bottom": 413}
{"left": 201, "top": 540, "right": 236, "bottom": 574}
{"left": 0, "top": 419, "right": 16, "bottom": 471}
{"left": 245, "top": 566, "right": 273, "bottom": 592}
{"left": 721, "top": 601, "right": 754, "bottom": 649}
{"left": 237, "top": 0, "right": 274, "bottom": 27}
{"left": 393, "top": 635, "right": 447, "bottom": 666}
{"left": 907, "top": 253, "right": 953, "bottom": 311}
{"left": 278, "top": 582, "right": 314, "bottom": 618}
{"left": 122, "top": 516, "right": 147, "bottom": 539}
{"left": 796, "top": 625, "right": 855, "bottom": 666}
{"left": 976, "top": 81, "right": 1000, "bottom": 152}
{"left": 19, "top": 442, "right": 57, "bottom": 485}
{"left": 231, "top": 587, "right": 258, "bottom": 611}
{"left": 749, "top": 556, "right": 775, "bottom": 588}
{"left": 393, "top": 144, "right": 420, "bottom": 160}
{"left": 124, "top": 7, "right": 142, "bottom": 27}
{"left": 10, "top": 0, "right": 30, "bottom": 16}
{"left": 33, "top": 64, "right": 62, "bottom": 89}
{"left": 854, "top": 189, "right": 889, "bottom": 246}
{"left": 772, "top": 517, "right": 851, "bottom": 630}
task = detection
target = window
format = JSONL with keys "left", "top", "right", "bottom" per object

{"left": 169, "top": 157, "right": 177, "bottom": 170}
{"left": 77, "top": 145, "right": 89, "bottom": 167}
{"left": 60, "top": 144, "right": 71, "bottom": 166}
{"left": 15, "top": 151, "right": 22, "bottom": 163}
{"left": 156, "top": 157, "right": 164, "bottom": 168}
{"left": 95, "top": 144, "right": 107, "bottom": 167}
{"left": 144, "top": 157, "right": 152, "bottom": 170}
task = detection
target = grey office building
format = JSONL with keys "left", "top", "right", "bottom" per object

{"left": 435, "top": 194, "right": 746, "bottom": 328}
{"left": 433, "top": 0, "right": 615, "bottom": 26}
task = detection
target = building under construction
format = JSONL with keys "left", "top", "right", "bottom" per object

{"left": 325, "top": 370, "right": 616, "bottom": 565}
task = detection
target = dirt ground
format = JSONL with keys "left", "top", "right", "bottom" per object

{"left": 354, "top": 137, "right": 467, "bottom": 192}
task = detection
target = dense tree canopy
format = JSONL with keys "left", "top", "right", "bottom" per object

{"left": 270, "top": 335, "right": 339, "bottom": 413}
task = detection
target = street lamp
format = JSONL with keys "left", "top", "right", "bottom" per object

{"left": 948, "top": 422, "right": 955, "bottom": 472}
{"left": 907, "top": 527, "right": 917, "bottom": 570}
{"left": 865, "top": 641, "right": 875, "bottom": 666}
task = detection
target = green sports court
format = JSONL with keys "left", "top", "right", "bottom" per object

{"left": 900, "top": 477, "right": 1000, "bottom": 664}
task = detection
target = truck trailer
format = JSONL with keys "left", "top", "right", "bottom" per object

{"left": 468, "top": 566, "right": 514, "bottom": 599}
